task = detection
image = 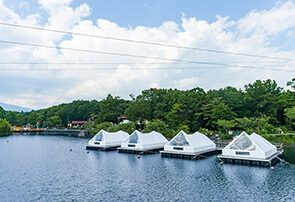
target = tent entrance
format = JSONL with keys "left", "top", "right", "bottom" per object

{"left": 229, "top": 133, "right": 257, "bottom": 151}
{"left": 126, "top": 132, "right": 141, "bottom": 144}
{"left": 95, "top": 131, "right": 104, "bottom": 142}
{"left": 169, "top": 132, "right": 190, "bottom": 147}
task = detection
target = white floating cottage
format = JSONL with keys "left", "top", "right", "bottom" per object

{"left": 86, "top": 130, "right": 129, "bottom": 150}
{"left": 218, "top": 132, "right": 282, "bottom": 166}
{"left": 118, "top": 130, "right": 168, "bottom": 154}
{"left": 160, "top": 130, "right": 217, "bottom": 159}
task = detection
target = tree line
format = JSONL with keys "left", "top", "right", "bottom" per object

{"left": 1, "top": 79, "right": 295, "bottom": 138}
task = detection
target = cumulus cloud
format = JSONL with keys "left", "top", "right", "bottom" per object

{"left": 173, "top": 77, "right": 200, "bottom": 89}
{"left": 0, "top": 0, "right": 295, "bottom": 109}
{"left": 237, "top": 1, "right": 295, "bottom": 35}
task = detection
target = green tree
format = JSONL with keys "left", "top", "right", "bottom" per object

{"left": 253, "top": 116, "right": 270, "bottom": 134}
{"left": 27, "top": 111, "right": 38, "bottom": 125}
{"left": 0, "top": 118, "right": 13, "bottom": 135}
{"left": 108, "top": 121, "right": 137, "bottom": 134}
{"left": 144, "top": 119, "right": 172, "bottom": 137}
{"left": 207, "top": 87, "right": 245, "bottom": 117}
{"left": 5, "top": 111, "right": 18, "bottom": 125}
{"left": 235, "top": 116, "right": 270, "bottom": 134}
{"left": 94, "top": 122, "right": 113, "bottom": 132}
{"left": 171, "top": 125, "right": 191, "bottom": 138}
{"left": 14, "top": 112, "right": 27, "bottom": 126}
{"left": 201, "top": 98, "right": 237, "bottom": 130}
{"left": 47, "top": 116, "right": 62, "bottom": 127}
{"left": 287, "top": 78, "right": 295, "bottom": 90}
{"left": 117, "top": 122, "right": 137, "bottom": 134}
{"left": 235, "top": 117, "right": 253, "bottom": 132}
{"left": 0, "top": 106, "right": 5, "bottom": 119}
{"left": 36, "top": 112, "right": 45, "bottom": 123}
{"left": 276, "top": 90, "right": 295, "bottom": 126}
{"left": 244, "top": 79, "right": 282, "bottom": 124}
{"left": 125, "top": 100, "right": 152, "bottom": 125}
{"left": 217, "top": 119, "right": 236, "bottom": 133}
{"left": 284, "top": 106, "right": 295, "bottom": 127}
{"left": 97, "top": 94, "right": 129, "bottom": 123}
{"left": 166, "top": 103, "right": 189, "bottom": 131}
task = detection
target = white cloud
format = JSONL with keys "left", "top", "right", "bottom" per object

{"left": 237, "top": 1, "right": 295, "bottom": 36}
{"left": 174, "top": 77, "right": 200, "bottom": 89}
{"left": 0, "top": 0, "right": 295, "bottom": 109}
{"left": 38, "top": 0, "right": 72, "bottom": 11}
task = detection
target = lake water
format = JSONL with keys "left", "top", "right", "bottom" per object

{"left": 1, "top": 135, "right": 295, "bottom": 201}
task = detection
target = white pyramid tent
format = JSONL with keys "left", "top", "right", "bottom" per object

{"left": 222, "top": 132, "right": 277, "bottom": 159}
{"left": 88, "top": 129, "right": 129, "bottom": 148}
{"left": 120, "top": 130, "right": 168, "bottom": 150}
{"left": 164, "top": 130, "right": 216, "bottom": 153}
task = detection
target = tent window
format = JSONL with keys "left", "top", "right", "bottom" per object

{"left": 128, "top": 133, "right": 139, "bottom": 144}
{"left": 95, "top": 132, "right": 103, "bottom": 141}
{"left": 128, "top": 144, "right": 135, "bottom": 147}
{"left": 230, "top": 133, "right": 256, "bottom": 151}
{"left": 169, "top": 132, "right": 190, "bottom": 147}
{"left": 236, "top": 151, "right": 250, "bottom": 155}
{"left": 173, "top": 147, "right": 183, "bottom": 150}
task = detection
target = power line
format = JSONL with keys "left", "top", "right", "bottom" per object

{"left": 0, "top": 61, "right": 292, "bottom": 65}
{"left": 0, "top": 22, "right": 292, "bottom": 62}
{"left": 0, "top": 40, "right": 241, "bottom": 66}
{"left": 0, "top": 67, "right": 229, "bottom": 70}
{"left": 0, "top": 63, "right": 293, "bottom": 67}
{"left": 0, "top": 40, "right": 293, "bottom": 72}
{"left": 0, "top": 62, "right": 187, "bottom": 65}
{"left": 0, "top": 66, "right": 294, "bottom": 72}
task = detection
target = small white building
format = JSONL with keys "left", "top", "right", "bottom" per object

{"left": 221, "top": 132, "right": 277, "bottom": 159}
{"left": 119, "top": 130, "right": 168, "bottom": 152}
{"left": 163, "top": 130, "right": 216, "bottom": 154}
{"left": 87, "top": 129, "right": 129, "bottom": 150}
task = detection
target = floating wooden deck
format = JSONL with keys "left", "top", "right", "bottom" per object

{"left": 117, "top": 147, "right": 164, "bottom": 154}
{"left": 160, "top": 148, "right": 221, "bottom": 160}
{"left": 217, "top": 150, "right": 283, "bottom": 167}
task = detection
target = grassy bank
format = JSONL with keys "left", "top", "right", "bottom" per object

{"left": 262, "top": 134, "right": 295, "bottom": 146}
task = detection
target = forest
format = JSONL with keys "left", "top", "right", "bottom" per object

{"left": 1, "top": 79, "right": 295, "bottom": 139}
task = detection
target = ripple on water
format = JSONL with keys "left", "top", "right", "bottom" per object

{"left": 1, "top": 135, "right": 295, "bottom": 201}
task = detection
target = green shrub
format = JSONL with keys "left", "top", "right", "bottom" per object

{"left": 220, "top": 133, "right": 232, "bottom": 140}
{"left": 144, "top": 119, "right": 172, "bottom": 138}
{"left": 0, "top": 118, "right": 13, "bottom": 135}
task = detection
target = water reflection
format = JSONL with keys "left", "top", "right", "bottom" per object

{"left": 1, "top": 135, "right": 295, "bottom": 201}
{"left": 282, "top": 146, "right": 295, "bottom": 164}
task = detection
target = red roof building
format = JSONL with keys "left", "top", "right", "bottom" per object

{"left": 69, "top": 121, "right": 87, "bottom": 128}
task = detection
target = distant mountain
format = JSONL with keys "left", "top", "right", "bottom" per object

{"left": 0, "top": 102, "right": 32, "bottom": 112}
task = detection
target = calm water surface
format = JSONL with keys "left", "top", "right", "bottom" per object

{"left": 1, "top": 135, "right": 295, "bottom": 201}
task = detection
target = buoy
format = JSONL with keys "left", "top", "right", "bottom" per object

{"left": 137, "top": 155, "right": 140, "bottom": 159}
{"left": 70, "top": 149, "right": 72, "bottom": 151}
{"left": 220, "top": 161, "right": 223, "bottom": 165}
{"left": 271, "top": 166, "right": 274, "bottom": 170}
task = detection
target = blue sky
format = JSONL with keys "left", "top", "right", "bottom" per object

{"left": 4, "top": 0, "right": 278, "bottom": 27}
{"left": 0, "top": 0, "right": 294, "bottom": 109}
